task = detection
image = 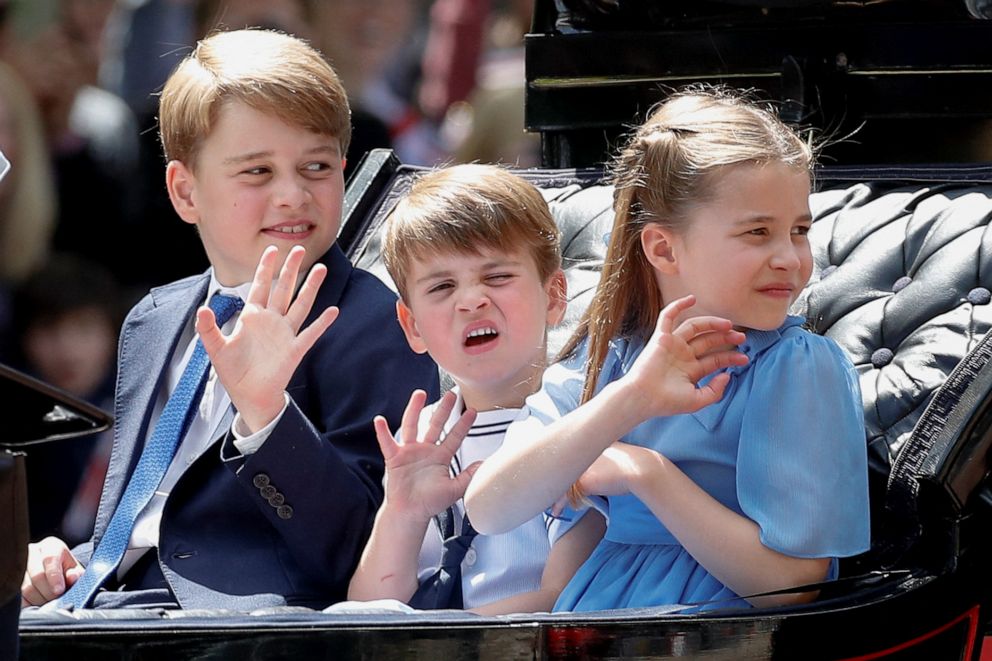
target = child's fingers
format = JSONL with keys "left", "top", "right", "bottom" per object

{"left": 287, "top": 262, "right": 328, "bottom": 332}
{"left": 294, "top": 305, "right": 339, "bottom": 356}
{"left": 423, "top": 390, "right": 457, "bottom": 444}
{"left": 691, "top": 349, "right": 750, "bottom": 381}
{"left": 435, "top": 408, "right": 478, "bottom": 459}
{"left": 685, "top": 328, "right": 746, "bottom": 357}
{"left": 451, "top": 460, "right": 483, "bottom": 496}
{"left": 656, "top": 294, "right": 696, "bottom": 335}
{"left": 674, "top": 315, "right": 736, "bottom": 344}
{"left": 246, "top": 246, "right": 279, "bottom": 307}
{"left": 398, "top": 390, "right": 428, "bottom": 445}
{"left": 270, "top": 245, "right": 306, "bottom": 315}
{"left": 194, "top": 307, "right": 226, "bottom": 358}
{"left": 373, "top": 415, "right": 398, "bottom": 460}
{"left": 695, "top": 372, "right": 732, "bottom": 407}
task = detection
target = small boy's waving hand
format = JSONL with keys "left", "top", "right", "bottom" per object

{"left": 196, "top": 245, "right": 340, "bottom": 433}
{"left": 349, "top": 390, "right": 478, "bottom": 603}
{"left": 375, "top": 389, "right": 479, "bottom": 521}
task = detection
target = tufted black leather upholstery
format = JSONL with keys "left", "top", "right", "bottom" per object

{"left": 349, "top": 161, "right": 992, "bottom": 492}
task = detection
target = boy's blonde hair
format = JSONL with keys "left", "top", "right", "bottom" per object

{"left": 563, "top": 87, "right": 814, "bottom": 405}
{"left": 159, "top": 28, "right": 351, "bottom": 168}
{"left": 383, "top": 164, "right": 561, "bottom": 301}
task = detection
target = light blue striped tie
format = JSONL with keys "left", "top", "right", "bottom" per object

{"left": 58, "top": 293, "right": 242, "bottom": 609}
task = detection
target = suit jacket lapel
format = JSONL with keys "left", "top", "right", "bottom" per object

{"left": 92, "top": 275, "right": 210, "bottom": 541}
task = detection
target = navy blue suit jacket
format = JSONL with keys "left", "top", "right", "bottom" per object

{"left": 73, "top": 245, "right": 439, "bottom": 610}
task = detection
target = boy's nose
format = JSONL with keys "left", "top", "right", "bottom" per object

{"left": 273, "top": 176, "right": 310, "bottom": 209}
{"left": 456, "top": 287, "right": 491, "bottom": 312}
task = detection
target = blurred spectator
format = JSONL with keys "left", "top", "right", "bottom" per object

{"left": 444, "top": 0, "right": 539, "bottom": 166}
{"left": 309, "top": 0, "right": 424, "bottom": 164}
{"left": 0, "top": 60, "right": 57, "bottom": 362}
{"left": 0, "top": 61, "right": 56, "bottom": 286}
{"left": 13, "top": 254, "right": 123, "bottom": 544}
{"left": 2, "top": 0, "right": 143, "bottom": 287}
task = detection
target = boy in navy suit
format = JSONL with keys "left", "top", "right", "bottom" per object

{"left": 20, "top": 28, "right": 438, "bottom": 610}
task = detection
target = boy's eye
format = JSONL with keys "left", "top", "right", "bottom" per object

{"left": 792, "top": 224, "right": 811, "bottom": 236}
{"left": 302, "top": 161, "right": 332, "bottom": 174}
{"left": 241, "top": 166, "right": 271, "bottom": 176}
{"left": 744, "top": 227, "right": 768, "bottom": 237}
{"left": 485, "top": 273, "right": 515, "bottom": 283}
{"left": 426, "top": 282, "right": 454, "bottom": 294}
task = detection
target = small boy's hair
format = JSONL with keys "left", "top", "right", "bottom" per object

{"left": 159, "top": 28, "right": 351, "bottom": 167}
{"left": 383, "top": 164, "right": 561, "bottom": 301}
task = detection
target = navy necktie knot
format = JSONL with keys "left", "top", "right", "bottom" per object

{"left": 209, "top": 293, "right": 243, "bottom": 328}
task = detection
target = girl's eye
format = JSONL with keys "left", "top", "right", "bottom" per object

{"left": 745, "top": 227, "right": 768, "bottom": 237}
{"left": 792, "top": 225, "right": 811, "bottom": 236}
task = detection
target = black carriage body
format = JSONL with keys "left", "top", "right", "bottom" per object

{"left": 15, "top": 2, "right": 992, "bottom": 658}
{"left": 16, "top": 152, "right": 992, "bottom": 660}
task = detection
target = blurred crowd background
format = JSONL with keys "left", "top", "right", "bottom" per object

{"left": 0, "top": 0, "right": 540, "bottom": 546}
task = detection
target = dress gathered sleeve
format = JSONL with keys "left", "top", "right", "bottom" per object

{"left": 736, "top": 331, "right": 871, "bottom": 559}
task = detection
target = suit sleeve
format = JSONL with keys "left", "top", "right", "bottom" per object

{"left": 221, "top": 272, "right": 439, "bottom": 590}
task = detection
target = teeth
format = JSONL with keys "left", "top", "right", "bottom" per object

{"left": 467, "top": 327, "right": 497, "bottom": 338}
{"left": 273, "top": 224, "right": 310, "bottom": 234}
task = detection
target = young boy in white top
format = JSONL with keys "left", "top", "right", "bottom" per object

{"left": 347, "top": 164, "right": 605, "bottom": 614}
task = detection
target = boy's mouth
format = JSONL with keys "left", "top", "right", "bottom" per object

{"left": 464, "top": 326, "right": 499, "bottom": 348}
{"left": 264, "top": 222, "right": 315, "bottom": 237}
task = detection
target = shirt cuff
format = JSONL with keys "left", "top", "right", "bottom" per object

{"left": 231, "top": 392, "right": 290, "bottom": 455}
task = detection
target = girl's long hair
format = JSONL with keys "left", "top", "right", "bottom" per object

{"left": 560, "top": 88, "right": 813, "bottom": 503}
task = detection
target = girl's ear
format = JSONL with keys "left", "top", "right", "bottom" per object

{"left": 640, "top": 224, "right": 680, "bottom": 275}
{"left": 545, "top": 268, "right": 568, "bottom": 327}
{"left": 166, "top": 160, "right": 199, "bottom": 226}
{"left": 396, "top": 299, "right": 429, "bottom": 354}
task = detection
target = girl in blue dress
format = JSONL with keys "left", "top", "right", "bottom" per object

{"left": 464, "top": 88, "right": 871, "bottom": 612}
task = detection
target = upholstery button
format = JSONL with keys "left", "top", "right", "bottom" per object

{"left": 260, "top": 485, "right": 277, "bottom": 499}
{"left": 968, "top": 287, "right": 991, "bottom": 305}
{"left": 892, "top": 276, "right": 912, "bottom": 292}
{"left": 871, "top": 348, "right": 894, "bottom": 368}
{"left": 253, "top": 474, "right": 270, "bottom": 488}
{"left": 268, "top": 492, "right": 285, "bottom": 507}
{"left": 464, "top": 548, "right": 477, "bottom": 567}
{"left": 820, "top": 265, "right": 838, "bottom": 278}
{"left": 277, "top": 505, "right": 294, "bottom": 520}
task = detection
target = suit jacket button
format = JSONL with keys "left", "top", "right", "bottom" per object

{"left": 276, "top": 505, "right": 294, "bottom": 520}
{"left": 260, "top": 485, "right": 277, "bottom": 499}
{"left": 268, "top": 492, "right": 285, "bottom": 507}
{"left": 253, "top": 474, "right": 270, "bottom": 488}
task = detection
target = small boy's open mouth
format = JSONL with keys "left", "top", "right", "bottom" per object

{"left": 465, "top": 327, "right": 499, "bottom": 348}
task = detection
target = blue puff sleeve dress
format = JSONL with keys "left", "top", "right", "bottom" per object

{"left": 518, "top": 316, "right": 871, "bottom": 612}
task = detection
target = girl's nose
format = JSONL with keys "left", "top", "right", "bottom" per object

{"left": 770, "top": 239, "right": 803, "bottom": 271}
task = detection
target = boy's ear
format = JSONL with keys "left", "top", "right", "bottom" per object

{"left": 166, "top": 160, "right": 199, "bottom": 226}
{"left": 640, "top": 224, "right": 680, "bottom": 275}
{"left": 545, "top": 268, "right": 568, "bottom": 327}
{"left": 396, "top": 299, "right": 429, "bottom": 355}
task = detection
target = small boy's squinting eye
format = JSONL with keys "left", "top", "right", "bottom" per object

{"left": 426, "top": 281, "right": 454, "bottom": 295}
{"left": 485, "top": 273, "right": 515, "bottom": 284}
